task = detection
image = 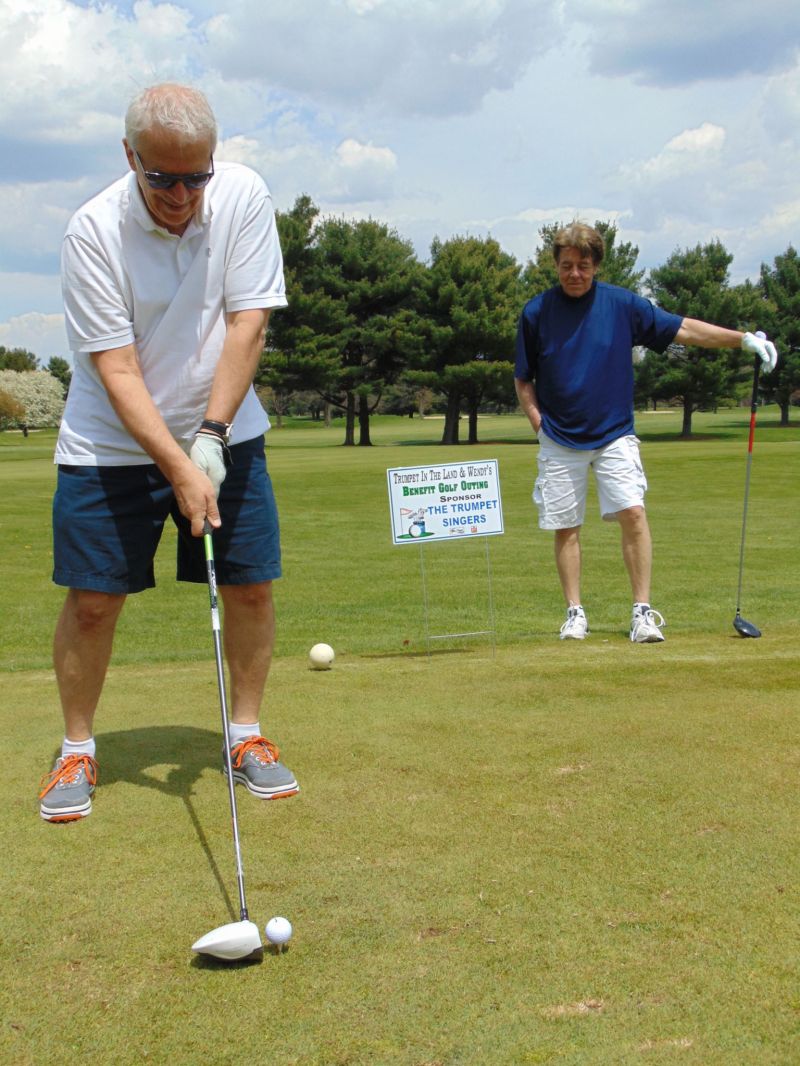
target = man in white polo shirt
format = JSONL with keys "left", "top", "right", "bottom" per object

{"left": 39, "top": 83, "right": 299, "bottom": 822}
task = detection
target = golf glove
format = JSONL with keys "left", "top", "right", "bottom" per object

{"left": 742, "top": 332, "right": 778, "bottom": 372}
{"left": 190, "top": 431, "right": 231, "bottom": 498}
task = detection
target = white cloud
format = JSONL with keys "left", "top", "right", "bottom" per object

{"left": 0, "top": 311, "right": 68, "bottom": 363}
{"left": 336, "top": 138, "right": 396, "bottom": 171}
{"left": 0, "top": 0, "right": 207, "bottom": 148}
{"left": 0, "top": 178, "right": 93, "bottom": 269}
{"left": 203, "top": 0, "right": 562, "bottom": 117}
{"left": 635, "top": 122, "right": 727, "bottom": 181}
{"left": 760, "top": 59, "right": 800, "bottom": 147}
{"left": 757, "top": 199, "right": 800, "bottom": 243}
{"left": 506, "top": 206, "right": 625, "bottom": 228}
{"left": 571, "top": 0, "right": 800, "bottom": 86}
{"left": 219, "top": 132, "right": 398, "bottom": 206}
{"left": 448, "top": 205, "right": 629, "bottom": 266}
{"left": 345, "top": 0, "right": 388, "bottom": 13}
{"left": 0, "top": 1, "right": 125, "bottom": 140}
{"left": 0, "top": 0, "right": 799, "bottom": 343}
{"left": 332, "top": 139, "right": 397, "bottom": 200}
{"left": 0, "top": 271, "right": 62, "bottom": 319}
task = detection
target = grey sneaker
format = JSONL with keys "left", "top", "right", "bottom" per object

{"left": 39, "top": 754, "right": 97, "bottom": 822}
{"left": 560, "top": 606, "right": 589, "bottom": 640}
{"left": 224, "top": 736, "right": 299, "bottom": 800}
{"left": 630, "top": 607, "right": 666, "bottom": 643}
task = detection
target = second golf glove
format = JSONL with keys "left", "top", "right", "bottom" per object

{"left": 742, "top": 331, "right": 778, "bottom": 372}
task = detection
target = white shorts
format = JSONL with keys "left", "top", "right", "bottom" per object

{"left": 533, "top": 432, "right": 647, "bottom": 529}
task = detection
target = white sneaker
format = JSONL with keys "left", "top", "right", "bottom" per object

{"left": 560, "top": 606, "right": 588, "bottom": 640}
{"left": 630, "top": 607, "right": 666, "bottom": 643}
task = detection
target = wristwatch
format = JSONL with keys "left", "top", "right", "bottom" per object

{"left": 200, "top": 419, "right": 233, "bottom": 443}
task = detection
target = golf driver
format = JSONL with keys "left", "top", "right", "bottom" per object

{"left": 733, "top": 333, "right": 765, "bottom": 638}
{"left": 191, "top": 520, "right": 263, "bottom": 962}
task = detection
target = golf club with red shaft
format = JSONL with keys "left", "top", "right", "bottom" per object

{"left": 733, "top": 333, "right": 766, "bottom": 639}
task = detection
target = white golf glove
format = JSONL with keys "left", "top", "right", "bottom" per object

{"left": 742, "top": 331, "right": 778, "bottom": 372}
{"left": 190, "top": 431, "right": 230, "bottom": 498}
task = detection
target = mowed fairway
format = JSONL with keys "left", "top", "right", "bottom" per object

{"left": 1, "top": 410, "right": 798, "bottom": 1065}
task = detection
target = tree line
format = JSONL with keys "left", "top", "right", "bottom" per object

{"left": 2, "top": 203, "right": 799, "bottom": 442}
{"left": 265, "top": 197, "right": 800, "bottom": 443}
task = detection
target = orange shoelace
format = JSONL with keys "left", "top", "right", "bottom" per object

{"left": 39, "top": 754, "right": 98, "bottom": 798}
{"left": 231, "top": 736, "right": 279, "bottom": 768}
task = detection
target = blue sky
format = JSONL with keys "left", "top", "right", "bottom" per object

{"left": 1, "top": 0, "right": 798, "bottom": 362}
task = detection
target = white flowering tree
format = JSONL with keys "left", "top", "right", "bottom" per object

{"left": 0, "top": 370, "right": 65, "bottom": 429}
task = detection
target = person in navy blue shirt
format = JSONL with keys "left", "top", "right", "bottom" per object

{"left": 514, "top": 222, "right": 777, "bottom": 643}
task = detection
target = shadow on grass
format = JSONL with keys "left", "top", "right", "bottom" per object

{"left": 190, "top": 951, "right": 265, "bottom": 971}
{"left": 100, "top": 725, "right": 236, "bottom": 922}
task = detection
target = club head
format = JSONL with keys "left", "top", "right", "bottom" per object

{"left": 733, "top": 613, "right": 761, "bottom": 639}
{"left": 191, "top": 920, "right": 263, "bottom": 962}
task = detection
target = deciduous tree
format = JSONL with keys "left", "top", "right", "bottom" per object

{"left": 0, "top": 370, "right": 65, "bottom": 428}
{"left": 0, "top": 388, "right": 26, "bottom": 426}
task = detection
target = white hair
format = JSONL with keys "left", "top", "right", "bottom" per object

{"left": 125, "top": 83, "right": 218, "bottom": 151}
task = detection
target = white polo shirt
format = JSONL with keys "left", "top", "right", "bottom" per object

{"left": 56, "top": 162, "right": 287, "bottom": 465}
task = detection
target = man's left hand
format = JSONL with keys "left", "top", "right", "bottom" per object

{"left": 190, "top": 431, "right": 230, "bottom": 497}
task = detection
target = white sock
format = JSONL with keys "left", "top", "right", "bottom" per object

{"left": 633, "top": 602, "right": 651, "bottom": 615}
{"left": 62, "top": 736, "right": 96, "bottom": 760}
{"left": 229, "top": 721, "right": 261, "bottom": 745}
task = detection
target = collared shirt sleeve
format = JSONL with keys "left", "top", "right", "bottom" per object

{"left": 223, "top": 174, "right": 288, "bottom": 313}
{"left": 61, "top": 232, "right": 135, "bottom": 353}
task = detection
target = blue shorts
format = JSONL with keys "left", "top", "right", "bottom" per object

{"left": 53, "top": 437, "right": 281, "bottom": 594}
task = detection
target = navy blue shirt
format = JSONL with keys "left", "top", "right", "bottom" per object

{"left": 514, "top": 281, "right": 682, "bottom": 449}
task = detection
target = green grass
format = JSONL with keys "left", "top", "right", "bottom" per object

{"left": 1, "top": 410, "right": 799, "bottom": 1065}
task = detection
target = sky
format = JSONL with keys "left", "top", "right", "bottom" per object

{"left": 1, "top": 0, "right": 799, "bottom": 364}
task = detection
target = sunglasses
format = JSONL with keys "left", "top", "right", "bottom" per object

{"left": 135, "top": 151, "right": 214, "bottom": 190}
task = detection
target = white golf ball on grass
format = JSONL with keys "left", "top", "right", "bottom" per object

{"left": 309, "top": 643, "right": 335, "bottom": 670}
{"left": 265, "top": 916, "right": 292, "bottom": 947}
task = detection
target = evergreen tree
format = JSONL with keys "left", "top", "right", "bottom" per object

{"left": 425, "top": 235, "right": 522, "bottom": 445}
{"left": 758, "top": 246, "right": 800, "bottom": 425}
{"left": 646, "top": 242, "right": 756, "bottom": 437}
{"left": 265, "top": 198, "right": 425, "bottom": 445}
{"left": 47, "top": 357, "right": 72, "bottom": 398}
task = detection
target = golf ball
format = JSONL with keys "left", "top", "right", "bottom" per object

{"left": 265, "top": 916, "right": 292, "bottom": 945}
{"left": 309, "top": 642, "right": 335, "bottom": 670}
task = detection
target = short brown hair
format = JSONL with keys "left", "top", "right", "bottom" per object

{"left": 552, "top": 223, "right": 605, "bottom": 266}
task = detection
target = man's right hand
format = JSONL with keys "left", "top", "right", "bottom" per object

{"left": 173, "top": 463, "right": 221, "bottom": 538}
{"left": 88, "top": 346, "right": 222, "bottom": 537}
